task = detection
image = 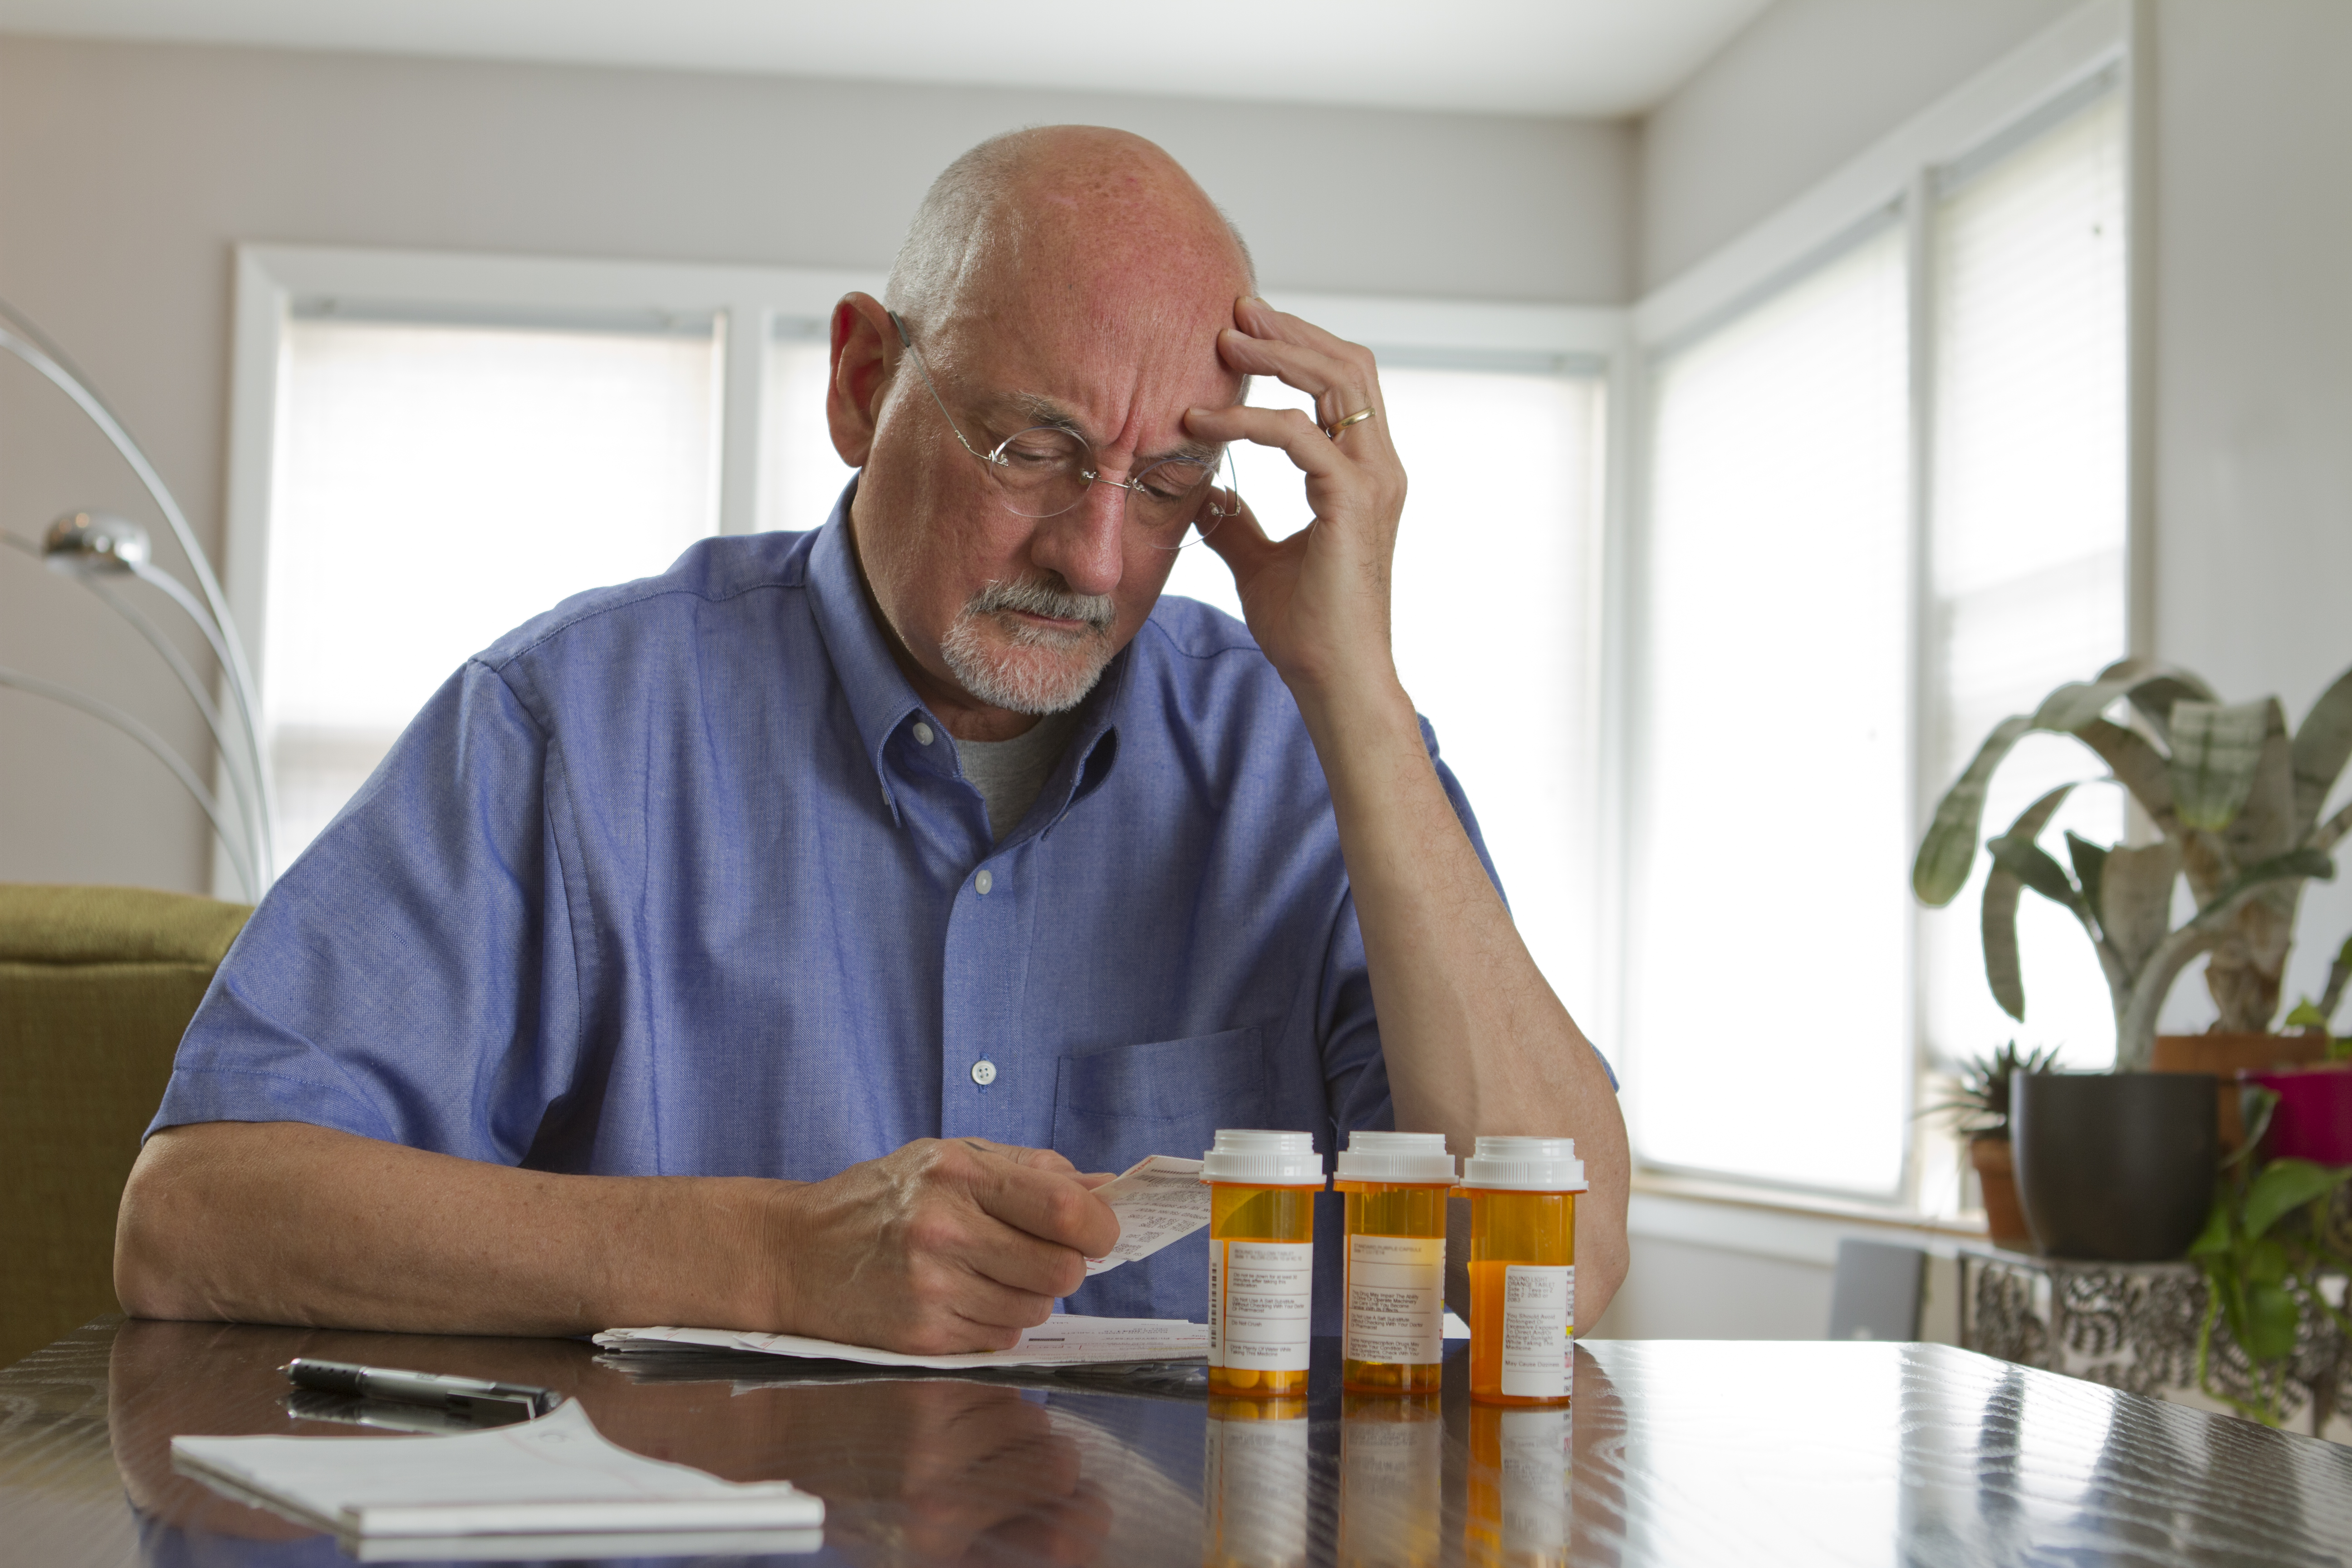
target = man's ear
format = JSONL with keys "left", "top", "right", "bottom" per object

{"left": 827, "top": 293, "right": 897, "bottom": 468}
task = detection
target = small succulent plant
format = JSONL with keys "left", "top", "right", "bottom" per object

{"left": 1923, "top": 1040, "right": 2063, "bottom": 1138}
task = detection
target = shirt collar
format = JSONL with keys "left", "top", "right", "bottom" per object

{"left": 803, "top": 479, "right": 1127, "bottom": 831}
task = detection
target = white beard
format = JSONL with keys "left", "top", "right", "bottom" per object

{"left": 938, "top": 578, "right": 1118, "bottom": 715}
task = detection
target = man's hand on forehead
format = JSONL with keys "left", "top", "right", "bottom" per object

{"left": 1179, "top": 296, "right": 1407, "bottom": 695}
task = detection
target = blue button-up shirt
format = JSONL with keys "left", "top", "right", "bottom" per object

{"left": 157, "top": 494, "right": 1503, "bottom": 1325}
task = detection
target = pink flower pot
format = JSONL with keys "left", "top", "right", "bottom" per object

{"left": 2241, "top": 1062, "right": 2352, "bottom": 1165}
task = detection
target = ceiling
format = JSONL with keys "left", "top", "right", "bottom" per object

{"left": 0, "top": 0, "right": 1772, "bottom": 117}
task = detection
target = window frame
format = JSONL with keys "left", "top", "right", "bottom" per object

{"left": 1617, "top": 0, "right": 2141, "bottom": 1209}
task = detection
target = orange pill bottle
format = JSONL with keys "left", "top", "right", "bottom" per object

{"left": 1200, "top": 1129, "right": 1323, "bottom": 1398}
{"left": 1331, "top": 1130, "right": 1455, "bottom": 1393}
{"left": 1455, "top": 1136, "right": 1585, "bottom": 1407}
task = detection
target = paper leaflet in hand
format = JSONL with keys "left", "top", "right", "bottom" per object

{"left": 1084, "top": 1153, "right": 1211, "bottom": 1275}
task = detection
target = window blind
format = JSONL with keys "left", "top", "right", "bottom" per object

{"left": 1920, "top": 88, "right": 2129, "bottom": 1078}
{"left": 264, "top": 317, "right": 721, "bottom": 863}
{"left": 1629, "top": 223, "right": 1914, "bottom": 1195}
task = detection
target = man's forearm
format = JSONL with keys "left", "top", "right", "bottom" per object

{"left": 1290, "top": 674, "right": 1632, "bottom": 1324}
{"left": 117, "top": 1121, "right": 781, "bottom": 1335}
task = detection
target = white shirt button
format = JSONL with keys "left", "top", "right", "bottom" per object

{"left": 912, "top": 721, "right": 936, "bottom": 746}
{"left": 975, "top": 869, "right": 994, "bottom": 895}
{"left": 971, "top": 1059, "right": 998, "bottom": 1087}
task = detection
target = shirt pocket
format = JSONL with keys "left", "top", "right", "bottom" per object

{"left": 1049, "top": 1025, "right": 1270, "bottom": 1176}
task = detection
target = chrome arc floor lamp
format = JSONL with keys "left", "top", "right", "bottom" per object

{"left": 0, "top": 297, "right": 275, "bottom": 900}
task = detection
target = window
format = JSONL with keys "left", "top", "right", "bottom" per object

{"left": 1919, "top": 88, "right": 2129, "bottom": 1075}
{"left": 1629, "top": 224, "right": 1914, "bottom": 1195}
{"left": 1625, "top": 77, "right": 2128, "bottom": 1200}
{"left": 262, "top": 311, "right": 721, "bottom": 861}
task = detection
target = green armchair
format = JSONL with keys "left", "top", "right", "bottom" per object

{"left": 0, "top": 883, "right": 249, "bottom": 1368}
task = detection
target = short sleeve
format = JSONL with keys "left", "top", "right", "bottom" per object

{"left": 150, "top": 659, "right": 586, "bottom": 1165}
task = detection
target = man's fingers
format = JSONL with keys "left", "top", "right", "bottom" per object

{"left": 967, "top": 1155, "right": 1120, "bottom": 1261}
{"left": 977, "top": 1140, "right": 1082, "bottom": 1178}
{"left": 1218, "top": 331, "right": 1383, "bottom": 437}
{"left": 1238, "top": 294, "right": 1367, "bottom": 364}
{"left": 1187, "top": 404, "right": 1349, "bottom": 479}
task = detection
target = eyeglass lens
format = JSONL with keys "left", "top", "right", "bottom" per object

{"left": 987, "top": 427, "right": 1231, "bottom": 543}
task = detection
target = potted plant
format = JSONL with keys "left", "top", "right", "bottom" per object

{"left": 2187, "top": 1086, "right": 2352, "bottom": 1430}
{"left": 1924, "top": 1042, "right": 2057, "bottom": 1248}
{"left": 1913, "top": 658, "right": 2352, "bottom": 1259}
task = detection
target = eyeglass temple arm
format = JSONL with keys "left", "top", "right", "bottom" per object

{"left": 887, "top": 309, "right": 1001, "bottom": 468}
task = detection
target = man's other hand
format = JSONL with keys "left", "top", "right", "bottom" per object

{"left": 769, "top": 1138, "right": 1120, "bottom": 1355}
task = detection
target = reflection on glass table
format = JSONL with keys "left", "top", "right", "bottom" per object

{"left": 1, "top": 1315, "right": 2346, "bottom": 1566}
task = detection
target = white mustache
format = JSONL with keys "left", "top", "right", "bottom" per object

{"left": 969, "top": 577, "right": 1116, "bottom": 634}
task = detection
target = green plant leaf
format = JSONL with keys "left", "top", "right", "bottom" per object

{"left": 2066, "top": 833, "right": 2109, "bottom": 929}
{"left": 2226, "top": 701, "right": 2297, "bottom": 866}
{"left": 2093, "top": 657, "right": 2220, "bottom": 746}
{"left": 2187, "top": 1195, "right": 2235, "bottom": 1258}
{"left": 2170, "top": 700, "right": 2275, "bottom": 831}
{"left": 2289, "top": 663, "right": 2352, "bottom": 840}
{"left": 1982, "top": 867, "right": 2027, "bottom": 1022}
{"left": 1989, "top": 834, "right": 2087, "bottom": 914}
{"left": 2246, "top": 1235, "right": 2291, "bottom": 1287}
{"left": 1977, "top": 787, "right": 2077, "bottom": 1021}
{"left": 1916, "top": 715, "right": 2032, "bottom": 906}
{"left": 2234, "top": 1085, "right": 2282, "bottom": 1166}
{"left": 2215, "top": 1271, "right": 2252, "bottom": 1347}
{"left": 2284, "top": 999, "right": 2332, "bottom": 1030}
{"left": 2072, "top": 717, "right": 2178, "bottom": 824}
{"left": 2190, "top": 850, "right": 2337, "bottom": 927}
{"left": 2244, "top": 1158, "right": 2352, "bottom": 1239}
{"left": 2243, "top": 1279, "right": 2301, "bottom": 1364}
{"left": 2101, "top": 840, "right": 2182, "bottom": 980}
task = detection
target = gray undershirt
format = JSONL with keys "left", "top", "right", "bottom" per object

{"left": 954, "top": 709, "right": 1082, "bottom": 843}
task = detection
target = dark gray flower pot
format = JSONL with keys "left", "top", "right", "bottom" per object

{"left": 2011, "top": 1072, "right": 2218, "bottom": 1261}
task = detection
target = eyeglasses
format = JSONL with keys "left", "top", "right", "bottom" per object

{"left": 889, "top": 311, "right": 1239, "bottom": 550}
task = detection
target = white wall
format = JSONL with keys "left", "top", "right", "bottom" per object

{"left": 1638, "top": 0, "right": 2079, "bottom": 291}
{"left": 0, "top": 33, "right": 1632, "bottom": 892}
{"left": 2147, "top": 0, "right": 2352, "bottom": 1027}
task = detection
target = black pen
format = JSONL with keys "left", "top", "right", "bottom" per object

{"left": 280, "top": 1357, "right": 564, "bottom": 1425}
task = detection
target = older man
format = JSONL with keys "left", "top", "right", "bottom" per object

{"left": 117, "top": 127, "right": 1627, "bottom": 1349}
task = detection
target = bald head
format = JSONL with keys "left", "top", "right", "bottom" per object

{"left": 885, "top": 127, "right": 1255, "bottom": 345}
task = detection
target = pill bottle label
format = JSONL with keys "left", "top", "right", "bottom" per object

{"left": 1499, "top": 1264, "right": 1571, "bottom": 1398}
{"left": 1499, "top": 1407, "right": 1568, "bottom": 1553}
{"left": 1345, "top": 1233, "right": 1444, "bottom": 1365}
{"left": 1211, "top": 1239, "right": 1313, "bottom": 1370}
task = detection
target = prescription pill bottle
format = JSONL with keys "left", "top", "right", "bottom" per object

{"left": 1200, "top": 1129, "right": 1323, "bottom": 1398}
{"left": 1332, "top": 1129, "right": 1456, "bottom": 1393}
{"left": 1455, "top": 1136, "right": 1586, "bottom": 1407}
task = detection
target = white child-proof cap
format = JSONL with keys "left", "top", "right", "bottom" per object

{"left": 1199, "top": 1129, "right": 1323, "bottom": 1185}
{"left": 1333, "top": 1130, "right": 1457, "bottom": 1183}
{"left": 1457, "top": 1136, "right": 1588, "bottom": 1192}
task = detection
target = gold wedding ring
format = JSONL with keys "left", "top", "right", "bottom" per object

{"left": 1325, "top": 407, "right": 1376, "bottom": 438}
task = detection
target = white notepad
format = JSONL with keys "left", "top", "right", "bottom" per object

{"left": 597, "top": 1313, "right": 1208, "bottom": 1369}
{"left": 172, "top": 1399, "right": 823, "bottom": 1555}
